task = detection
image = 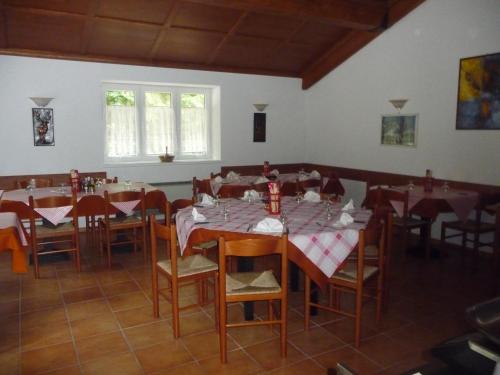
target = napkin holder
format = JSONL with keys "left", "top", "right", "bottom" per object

{"left": 268, "top": 182, "right": 281, "bottom": 215}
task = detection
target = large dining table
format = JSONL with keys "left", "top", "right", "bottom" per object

{"left": 176, "top": 196, "right": 372, "bottom": 288}
{"left": 0, "top": 212, "right": 28, "bottom": 273}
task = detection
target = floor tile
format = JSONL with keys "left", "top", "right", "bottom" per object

{"left": 123, "top": 320, "right": 173, "bottom": 349}
{"left": 267, "top": 358, "right": 326, "bottom": 374}
{"left": 63, "top": 286, "right": 103, "bottom": 304}
{"left": 107, "top": 291, "right": 150, "bottom": 312}
{"left": 134, "top": 341, "right": 193, "bottom": 373}
{"left": 287, "top": 327, "right": 344, "bottom": 356}
{"left": 21, "top": 342, "right": 77, "bottom": 374}
{"left": 101, "top": 280, "right": 141, "bottom": 297}
{"left": 70, "top": 311, "right": 120, "bottom": 339}
{"left": 313, "top": 346, "right": 382, "bottom": 374}
{"left": 81, "top": 352, "right": 142, "bottom": 375}
{"left": 357, "top": 333, "right": 415, "bottom": 368}
{"left": 75, "top": 331, "right": 130, "bottom": 363}
{"left": 245, "top": 338, "right": 306, "bottom": 371}
{"left": 197, "top": 349, "right": 263, "bottom": 374}
{"left": 114, "top": 305, "right": 160, "bottom": 328}
{"left": 182, "top": 330, "right": 237, "bottom": 361}
{"left": 21, "top": 320, "right": 72, "bottom": 351}
{"left": 65, "top": 299, "right": 111, "bottom": 322}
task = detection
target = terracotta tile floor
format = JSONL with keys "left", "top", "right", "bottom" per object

{"left": 0, "top": 238, "right": 498, "bottom": 375}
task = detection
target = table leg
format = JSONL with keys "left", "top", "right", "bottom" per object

{"left": 237, "top": 257, "right": 254, "bottom": 321}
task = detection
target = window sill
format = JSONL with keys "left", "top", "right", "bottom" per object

{"left": 104, "top": 159, "right": 222, "bottom": 168}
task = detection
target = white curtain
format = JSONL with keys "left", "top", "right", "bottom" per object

{"left": 106, "top": 106, "right": 137, "bottom": 157}
{"left": 145, "top": 106, "right": 176, "bottom": 155}
{"left": 181, "top": 107, "right": 207, "bottom": 155}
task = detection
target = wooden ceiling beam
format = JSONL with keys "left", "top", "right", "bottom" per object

{"left": 0, "top": 2, "right": 7, "bottom": 48}
{"left": 79, "top": 0, "right": 100, "bottom": 54}
{"left": 300, "top": 0, "right": 426, "bottom": 89}
{"left": 148, "top": 0, "right": 181, "bottom": 60}
{"left": 0, "top": 47, "right": 299, "bottom": 78}
{"left": 206, "top": 11, "right": 248, "bottom": 64}
{"left": 184, "top": 0, "right": 387, "bottom": 31}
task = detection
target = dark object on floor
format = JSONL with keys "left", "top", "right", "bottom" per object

{"left": 430, "top": 296, "right": 500, "bottom": 375}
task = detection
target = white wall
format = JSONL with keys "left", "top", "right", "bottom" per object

{"left": 304, "top": 0, "right": 500, "bottom": 189}
{"left": 0, "top": 56, "right": 305, "bottom": 183}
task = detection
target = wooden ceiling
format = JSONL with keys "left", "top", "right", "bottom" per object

{"left": 0, "top": 0, "right": 425, "bottom": 89}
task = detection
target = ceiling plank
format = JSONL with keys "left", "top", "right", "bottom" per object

{"left": 79, "top": 0, "right": 100, "bottom": 54}
{"left": 300, "top": 0, "right": 426, "bottom": 89}
{"left": 148, "top": 0, "right": 181, "bottom": 60}
{"left": 0, "top": 47, "right": 298, "bottom": 78}
{"left": 0, "top": 2, "right": 6, "bottom": 48}
{"left": 206, "top": 11, "right": 247, "bottom": 64}
{"left": 184, "top": 0, "right": 387, "bottom": 31}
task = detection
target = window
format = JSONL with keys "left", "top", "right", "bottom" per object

{"left": 103, "top": 83, "right": 218, "bottom": 162}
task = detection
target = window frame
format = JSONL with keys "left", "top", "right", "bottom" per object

{"left": 103, "top": 82, "right": 215, "bottom": 164}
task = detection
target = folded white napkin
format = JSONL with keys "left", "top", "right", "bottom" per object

{"left": 334, "top": 212, "right": 354, "bottom": 227}
{"left": 243, "top": 189, "right": 260, "bottom": 200}
{"left": 254, "top": 176, "right": 269, "bottom": 184}
{"left": 270, "top": 169, "right": 279, "bottom": 176}
{"left": 226, "top": 171, "right": 240, "bottom": 180}
{"left": 298, "top": 173, "right": 309, "bottom": 181}
{"left": 303, "top": 191, "right": 321, "bottom": 202}
{"left": 341, "top": 199, "right": 354, "bottom": 211}
{"left": 214, "top": 176, "right": 223, "bottom": 183}
{"left": 200, "top": 193, "right": 215, "bottom": 206}
{"left": 310, "top": 170, "right": 321, "bottom": 179}
{"left": 192, "top": 207, "right": 207, "bottom": 222}
{"left": 253, "top": 218, "right": 283, "bottom": 233}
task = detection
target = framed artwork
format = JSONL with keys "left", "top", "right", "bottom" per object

{"left": 381, "top": 114, "right": 418, "bottom": 147}
{"left": 32, "top": 108, "right": 55, "bottom": 146}
{"left": 456, "top": 52, "right": 500, "bottom": 129}
{"left": 253, "top": 113, "right": 266, "bottom": 142}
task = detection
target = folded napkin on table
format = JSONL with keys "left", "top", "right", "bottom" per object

{"left": 298, "top": 173, "right": 309, "bottom": 181}
{"left": 226, "top": 171, "right": 240, "bottom": 180}
{"left": 270, "top": 169, "right": 280, "bottom": 176}
{"left": 192, "top": 208, "right": 207, "bottom": 222}
{"left": 310, "top": 170, "right": 321, "bottom": 179}
{"left": 342, "top": 199, "right": 354, "bottom": 211}
{"left": 254, "top": 176, "right": 269, "bottom": 184}
{"left": 303, "top": 191, "right": 321, "bottom": 202}
{"left": 243, "top": 189, "right": 260, "bottom": 200}
{"left": 199, "top": 193, "right": 215, "bottom": 206}
{"left": 334, "top": 212, "right": 354, "bottom": 227}
{"left": 213, "top": 176, "right": 223, "bottom": 183}
{"left": 253, "top": 218, "right": 283, "bottom": 233}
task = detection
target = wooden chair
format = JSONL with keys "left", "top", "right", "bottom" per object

{"left": 76, "top": 195, "right": 106, "bottom": 252}
{"left": 150, "top": 215, "right": 218, "bottom": 338}
{"left": 218, "top": 234, "right": 288, "bottom": 363}
{"left": 322, "top": 172, "right": 345, "bottom": 199}
{"left": 297, "top": 177, "right": 322, "bottom": 194}
{"left": 145, "top": 190, "right": 168, "bottom": 225}
{"left": 280, "top": 180, "right": 298, "bottom": 197}
{"left": 17, "top": 177, "right": 53, "bottom": 189}
{"left": 304, "top": 219, "right": 386, "bottom": 348}
{"left": 192, "top": 176, "right": 214, "bottom": 201}
{"left": 441, "top": 192, "right": 500, "bottom": 261}
{"left": 99, "top": 189, "right": 147, "bottom": 268}
{"left": 29, "top": 194, "right": 80, "bottom": 278}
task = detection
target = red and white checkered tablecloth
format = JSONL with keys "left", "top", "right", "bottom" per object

{"left": 176, "top": 196, "right": 371, "bottom": 278}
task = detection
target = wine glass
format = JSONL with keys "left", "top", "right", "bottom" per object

{"left": 408, "top": 180, "right": 415, "bottom": 191}
{"left": 442, "top": 181, "right": 450, "bottom": 192}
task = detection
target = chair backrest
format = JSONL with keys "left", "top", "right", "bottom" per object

{"left": 354, "top": 217, "right": 386, "bottom": 277}
{"left": 192, "top": 177, "right": 214, "bottom": 200}
{"left": 251, "top": 182, "right": 268, "bottom": 193}
{"left": 322, "top": 173, "right": 345, "bottom": 196}
{"left": 280, "top": 181, "right": 298, "bottom": 197}
{"left": 104, "top": 188, "right": 146, "bottom": 219}
{"left": 28, "top": 193, "right": 78, "bottom": 233}
{"left": 218, "top": 234, "right": 288, "bottom": 294}
{"left": 171, "top": 198, "right": 193, "bottom": 214}
{"left": 145, "top": 190, "right": 167, "bottom": 210}
{"left": 150, "top": 215, "right": 177, "bottom": 273}
{"left": 380, "top": 188, "right": 409, "bottom": 217}
{"left": 218, "top": 184, "right": 247, "bottom": 199}
{"left": 297, "top": 178, "right": 322, "bottom": 194}
{"left": 0, "top": 200, "right": 32, "bottom": 220}
{"left": 18, "top": 177, "right": 53, "bottom": 189}
{"left": 76, "top": 194, "right": 106, "bottom": 216}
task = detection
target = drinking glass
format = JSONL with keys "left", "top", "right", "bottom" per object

{"left": 408, "top": 180, "right": 415, "bottom": 191}
{"left": 442, "top": 181, "right": 450, "bottom": 192}
{"left": 124, "top": 179, "right": 132, "bottom": 190}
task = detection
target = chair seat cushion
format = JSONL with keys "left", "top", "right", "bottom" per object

{"left": 192, "top": 240, "right": 218, "bottom": 250}
{"left": 157, "top": 254, "right": 218, "bottom": 277}
{"left": 226, "top": 270, "right": 281, "bottom": 295}
{"left": 36, "top": 222, "right": 75, "bottom": 237}
{"left": 332, "top": 263, "right": 379, "bottom": 282}
{"left": 443, "top": 220, "right": 495, "bottom": 233}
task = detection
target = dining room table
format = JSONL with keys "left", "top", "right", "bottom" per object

{"left": 176, "top": 195, "right": 372, "bottom": 318}
{"left": 0, "top": 212, "right": 29, "bottom": 273}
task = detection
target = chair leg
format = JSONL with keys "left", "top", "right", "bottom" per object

{"left": 171, "top": 277, "right": 180, "bottom": 338}
{"left": 33, "top": 244, "right": 40, "bottom": 279}
{"left": 152, "top": 266, "right": 160, "bottom": 318}
{"left": 268, "top": 300, "right": 273, "bottom": 330}
{"left": 304, "top": 275, "right": 311, "bottom": 330}
{"left": 354, "top": 285, "right": 363, "bottom": 348}
{"left": 281, "top": 299, "right": 287, "bottom": 358}
{"left": 219, "top": 293, "right": 227, "bottom": 363}
{"left": 214, "top": 273, "right": 219, "bottom": 332}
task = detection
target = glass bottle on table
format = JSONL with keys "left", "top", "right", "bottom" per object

{"left": 424, "top": 169, "right": 433, "bottom": 192}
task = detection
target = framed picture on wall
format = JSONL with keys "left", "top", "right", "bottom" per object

{"left": 253, "top": 113, "right": 266, "bottom": 142}
{"left": 456, "top": 52, "right": 500, "bottom": 129}
{"left": 381, "top": 114, "right": 418, "bottom": 147}
{"left": 32, "top": 108, "right": 55, "bottom": 146}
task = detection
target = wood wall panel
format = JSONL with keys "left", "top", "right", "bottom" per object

{"left": 0, "top": 172, "right": 108, "bottom": 191}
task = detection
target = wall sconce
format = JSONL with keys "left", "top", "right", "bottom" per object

{"left": 253, "top": 104, "right": 268, "bottom": 112}
{"left": 389, "top": 99, "right": 408, "bottom": 113}
{"left": 30, "top": 97, "right": 54, "bottom": 107}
